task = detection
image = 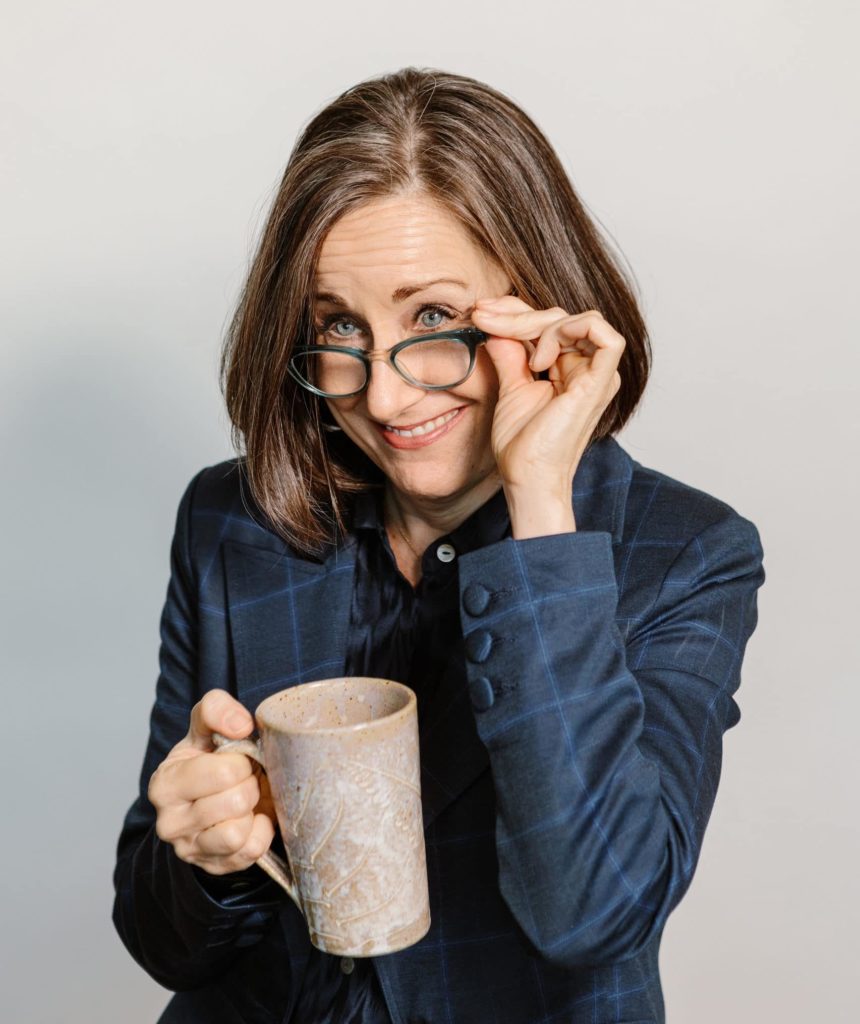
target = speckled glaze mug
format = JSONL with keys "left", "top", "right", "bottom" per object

{"left": 212, "top": 677, "right": 430, "bottom": 957}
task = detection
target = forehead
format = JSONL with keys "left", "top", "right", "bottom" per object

{"left": 315, "top": 195, "right": 490, "bottom": 293}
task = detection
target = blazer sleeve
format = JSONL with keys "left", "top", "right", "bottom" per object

{"left": 111, "top": 468, "right": 289, "bottom": 991}
{"left": 456, "top": 513, "right": 765, "bottom": 969}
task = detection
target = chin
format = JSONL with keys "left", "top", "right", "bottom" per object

{"left": 388, "top": 458, "right": 496, "bottom": 502}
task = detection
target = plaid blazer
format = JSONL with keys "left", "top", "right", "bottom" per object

{"left": 112, "top": 435, "right": 765, "bottom": 1024}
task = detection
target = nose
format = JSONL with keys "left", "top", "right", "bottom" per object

{"left": 362, "top": 353, "right": 426, "bottom": 425}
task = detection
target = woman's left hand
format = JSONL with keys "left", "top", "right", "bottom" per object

{"left": 472, "top": 296, "right": 625, "bottom": 502}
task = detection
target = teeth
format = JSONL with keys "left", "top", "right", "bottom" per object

{"left": 387, "top": 408, "right": 459, "bottom": 438}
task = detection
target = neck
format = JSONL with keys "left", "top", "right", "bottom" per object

{"left": 384, "top": 471, "right": 504, "bottom": 551}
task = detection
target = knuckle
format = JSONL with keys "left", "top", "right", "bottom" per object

{"left": 213, "top": 758, "right": 241, "bottom": 791}
{"left": 222, "top": 821, "right": 250, "bottom": 852}
{"left": 228, "top": 786, "right": 251, "bottom": 818}
{"left": 241, "top": 832, "right": 265, "bottom": 862}
{"left": 173, "top": 836, "right": 192, "bottom": 862}
{"left": 147, "top": 764, "right": 168, "bottom": 804}
{"left": 156, "top": 809, "right": 182, "bottom": 842}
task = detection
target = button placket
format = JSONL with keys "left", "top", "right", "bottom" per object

{"left": 340, "top": 956, "right": 354, "bottom": 974}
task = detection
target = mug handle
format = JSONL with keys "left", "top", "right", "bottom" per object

{"left": 211, "top": 731, "right": 301, "bottom": 912}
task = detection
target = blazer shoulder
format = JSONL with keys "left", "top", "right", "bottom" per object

{"left": 627, "top": 453, "right": 761, "bottom": 538}
{"left": 192, "top": 457, "right": 245, "bottom": 512}
{"left": 178, "top": 457, "right": 296, "bottom": 557}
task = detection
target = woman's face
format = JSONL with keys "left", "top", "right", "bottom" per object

{"left": 314, "top": 193, "right": 512, "bottom": 507}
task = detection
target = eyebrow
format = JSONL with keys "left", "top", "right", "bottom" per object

{"left": 314, "top": 277, "right": 469, "bottom": 306}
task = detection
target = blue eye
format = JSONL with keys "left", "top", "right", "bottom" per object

{"left": 419, "top": 307, "right": 447, "bottom": 329}
{"left": 314, "top": 303, "right": 458, "bottom": 341}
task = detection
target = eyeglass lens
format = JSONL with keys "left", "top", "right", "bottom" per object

{"left": 297, "top": 336, "right": 473, "bottom": 396}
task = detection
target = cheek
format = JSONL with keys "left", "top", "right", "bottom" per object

{"left": 467, "top": 350, "right": 500, "bottom": 408}
{"left": 326, "top": 397, "right": 361, "bottom": 427}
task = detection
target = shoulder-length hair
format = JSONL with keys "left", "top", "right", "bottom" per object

{"left": 220, "top": 66, "right": 651, "bottom": 556}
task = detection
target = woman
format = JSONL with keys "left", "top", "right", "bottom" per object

{"left": 113, "top": 67, "right": 765, "bottom": 1023}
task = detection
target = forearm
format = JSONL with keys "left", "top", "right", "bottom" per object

{"left": 459, "top": 532, "right": 672, "bottom": 967}
{"left": 456, "top": 520, "right": 764, "bottom": 969}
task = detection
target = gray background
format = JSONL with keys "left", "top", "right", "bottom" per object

{"left": 2, "top": 1, "right": 857, "bottom": 1020}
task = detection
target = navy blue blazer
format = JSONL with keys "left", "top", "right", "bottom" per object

{"left": 112, "top": 435, "right": 765, "bottom": 1023}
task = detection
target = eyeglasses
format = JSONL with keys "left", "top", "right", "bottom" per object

{"left": 287, "top": 327, "right": 490, "bottom": 399}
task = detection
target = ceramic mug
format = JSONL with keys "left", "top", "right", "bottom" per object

{"left": 212, "top": 676, "right": 430, "bottom": 957}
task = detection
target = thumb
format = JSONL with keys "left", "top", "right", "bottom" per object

{"left": 484, "top": 336, "right": 535, "bottom": 394}
{"left": 185, "top": 689, "right": 254, "bottom": 752}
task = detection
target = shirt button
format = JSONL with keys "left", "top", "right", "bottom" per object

{"left": 436, "top": 542, "right": 457, "bottom": 563}
{"left": 463, "top": 583, "right": 491, "bottom": 616}
{"left": 340, "top": 956, "right": 354, "bottom": 974}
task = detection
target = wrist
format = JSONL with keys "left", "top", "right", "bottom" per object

{"left": 504, "top": 484, "right": 576, "bottom": 540}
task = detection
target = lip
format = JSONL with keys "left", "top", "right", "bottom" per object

{"left": 377, "top": 406, "right": 467, "bottom": 449}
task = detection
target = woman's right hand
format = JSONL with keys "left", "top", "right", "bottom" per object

{"left": 148, "top": 689, "right": 277, "bottom": 876}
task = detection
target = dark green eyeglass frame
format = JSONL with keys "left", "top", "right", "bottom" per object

{"left": 287, "top": 326, "right": 491, "bottom": 399}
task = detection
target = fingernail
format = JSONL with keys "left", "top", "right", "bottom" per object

{"left": 227, "top": 711, "right": 250, "bottom": 731}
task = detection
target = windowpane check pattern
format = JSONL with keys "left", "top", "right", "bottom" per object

{"left": 112, "top": 436, "right": 765, "bottom": 1023}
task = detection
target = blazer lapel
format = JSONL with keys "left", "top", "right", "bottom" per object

{"left": 223, "top": 538, "right": 356, "bottom": 710}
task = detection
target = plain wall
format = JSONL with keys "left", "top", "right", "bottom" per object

{"left": 2, "top": 1, "right": 857, "bottom": 1020}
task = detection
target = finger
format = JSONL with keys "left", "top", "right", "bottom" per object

{"left": 195, "top": 812, "right": 255, "bottom": 858}
{"left": 483, "top": 336, "right": 535, "bottom": 392}
{"left": 471, "top": 304, "right": 570, "bottom": 347}
{"left": 189, "top": 772, "right": 261, "bottom": 832}
{"left": 195, "top": 809, "right": 275, "bottom": 866}
{"left": 167, "top": 749, "right": 254, "bottom": 803}
{"left": 474, "top": 294, "right": 534, "bottom": 314}
{"left": 237, "top": 812, "right": 276, "bottom": 865}
{"left": 536, "top": 313, "right": 625, "bottom": 378}
{"left": 215, "top": 812, "right": 276, "bottom": 873}
{"left": 186, "top": 690, "right": 255, "bottom": 752}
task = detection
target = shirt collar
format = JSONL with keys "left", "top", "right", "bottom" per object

{"left": 350, "top": 483, "right": 510, "bottom": 558}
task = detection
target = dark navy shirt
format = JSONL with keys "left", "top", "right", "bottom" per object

{"left": 286, "top": 483, "right": 510, "bottom": 1023}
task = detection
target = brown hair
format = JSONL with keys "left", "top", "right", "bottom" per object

{"left": 220, "top": 66, "right": 651, "bottom": 556}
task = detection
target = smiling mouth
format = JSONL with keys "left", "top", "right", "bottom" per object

{"left": 384, "top": 407, "right": 462, "bottom": 438}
